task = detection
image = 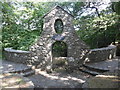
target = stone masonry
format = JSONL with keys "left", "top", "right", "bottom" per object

{"left": 4, "top": 45, "right": 116, "bottom": 65}
{"left": 29, "top": 6, "right": 89, "bottom": 71}
{"left": 3, "top": 6, "right": 117, "bottom": 72}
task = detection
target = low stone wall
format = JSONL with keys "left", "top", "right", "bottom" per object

{"left": 86, "top": 45, "right": 116, "bottom": 63}
{"left": 4, "top": 48, "right": 30, "bottom": 64}
{"left": 4, "top": 45, "right": 116, "bottom": 65}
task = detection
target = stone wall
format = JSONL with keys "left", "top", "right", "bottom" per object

{"left": 3, "top": 6, "right": 117, "bottom": 70}
{"left": 29, "top": 6, "right": 89, "bottom": 71}
{"left": 4, "top": 45, "right": 116, "bottom": 65}
{"left": 4, "top": 48, "right": 30, "bottom": 64}
{"left": 85, "top": 45, "right": 116, "bottom": 63}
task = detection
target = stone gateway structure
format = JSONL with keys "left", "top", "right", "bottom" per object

{"left": 29, "top": 6, "right": 89, "bottom": 71}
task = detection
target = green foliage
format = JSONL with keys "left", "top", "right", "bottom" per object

{"left": 76, "top": 13, "right": 120, "bottom": 48}
{"left": 2, "top": 2, "right": 49, "bottom": 50}
{"left": 59, "top": 2, "right": 120, "bottom": 48}
{"left": 112, "top": 1, "right": 120, "bottom": 15}
{"left": 2, "top": 1, "right": 120, "bottom": 51}
{"left": 52, "top": 41, "right": 67, "bottom": 57}
{"left": 59, "top": 2, "right": 85, "bottom": 17}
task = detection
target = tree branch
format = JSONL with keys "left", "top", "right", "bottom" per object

{"left": 86, "top": 2, "right": 100, "bottom": 18}
{"left": 65, "top": 6, "right": 73, "bottom": 15}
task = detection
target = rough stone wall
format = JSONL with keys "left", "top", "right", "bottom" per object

{"left": 4, "top": 48, "right": 30, "bottom": 64}
{"left": 29, "top": 6, "right": 89, "bottom": 70}
{"left": 85, "top": 45, "right": 116, "bottom": 63}
{"left": 4, "top": 45, "right": 116, "bottom": 66}
{"left": 3, "top": 7, "right": 117, "bottom": 71}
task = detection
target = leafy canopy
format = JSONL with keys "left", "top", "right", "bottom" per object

{"left": 2, "top": 2, "right": 120, "bottom": 50}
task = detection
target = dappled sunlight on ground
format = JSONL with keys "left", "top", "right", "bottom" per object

{"left": 1, "top": 73, "right": 34, "bottom": 88}
{"left": 1, "top": 57, "right": 119, "bottom": 88}
{"left": 37, "top": 70, "right": 85, "bottom": 83}
{"left": 84, "top": 75, "right": 120, "bottom": 88}
{"left": 27, "top": 69, "right": 90, "bottom": 88}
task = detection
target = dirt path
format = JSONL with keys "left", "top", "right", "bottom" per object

{"left": 28, "top": 70, "right": 90, "bottom": 88}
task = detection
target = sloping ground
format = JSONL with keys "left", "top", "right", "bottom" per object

{"left": 82, "top": 57, "right": 120, "bottom": 88}
{"left": 1, "top": 60, "right": 31, "bottom": 73}
{"left": 28, "top": 70, "right": 90, "bottom": 88}
{"left": 1, "top": 73, "right": 34, "bottom": 89}
{"left": 1, "top": 60, "right": 35, "bottom": 77}
{"left": 1, "top": 60, "right": 90, "bottom": 88}
{"left": 28, "top": 57, "right": 120, "bottom": 88}
{"left": 1, "top": 57, "right": 119, "bottom": 88}
{"left": 82, "top": 75, "right": 120, "bottom": 88}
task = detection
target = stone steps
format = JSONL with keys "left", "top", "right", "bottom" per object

{"left": 9, "top": 67, "right": 32, "bottom": 73}
{"left": 83, "top": 64, "right": 109, "bottom": 72}
{"left": 79, "top": 66, "right": 100, "bottom": 76}
{"left": 21, "top": 70, "right": 35, "bottom": 77}
{"left": 9, "top": 66, "right": 35, "bottom": 77}
{"left": 79, "top": 64, "right": 109, "bottom": 76}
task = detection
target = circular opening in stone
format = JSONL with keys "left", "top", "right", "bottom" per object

{"left": 54, "top": 19, "right": 64, "bottom": 34}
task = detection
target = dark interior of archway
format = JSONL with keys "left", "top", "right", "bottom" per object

{"left": 52, "top": 41, "right": 67, "bottom": 57}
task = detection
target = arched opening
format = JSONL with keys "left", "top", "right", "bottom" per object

{"left": 54, "top": 19, "right": 64, "bottom": 34}
{"left": 52, "top": 41, "right": 67, "bottom": 57}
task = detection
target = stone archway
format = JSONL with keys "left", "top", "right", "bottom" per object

{"left": 52, "top": 41, "right": 67, "bottom": 57}
{"left": 30, "top": 6, "right": 89, "bottom": 71}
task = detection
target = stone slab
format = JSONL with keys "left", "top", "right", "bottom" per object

{"left": 85, "top": 58, "right": 119, "bottom": 72}
{"left": 0, "top": 60, "right": 32, "bottom": 74}
{"left": 79, "top": 67, "right": 100, "bottom": 76}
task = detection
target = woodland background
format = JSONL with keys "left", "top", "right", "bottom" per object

{"left": 1, "top": 2, "right": 120, "bottom": 52}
